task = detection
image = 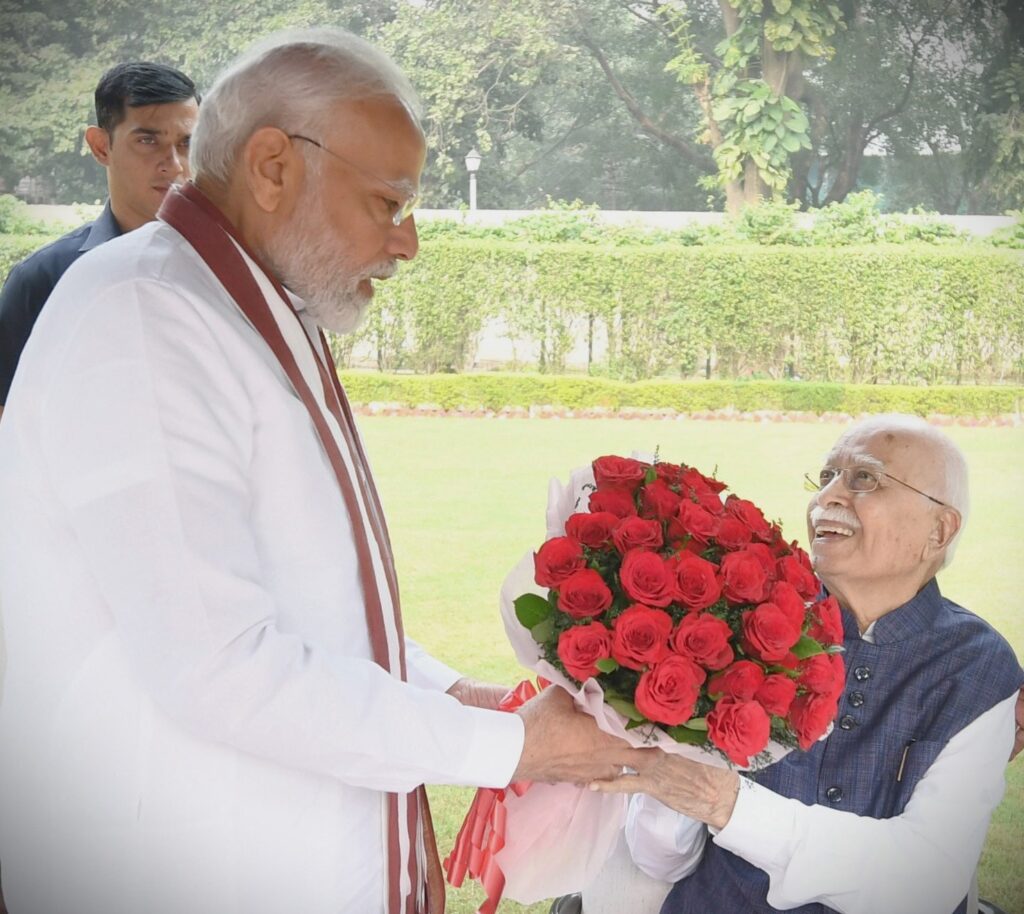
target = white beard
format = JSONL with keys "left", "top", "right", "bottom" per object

{"left": 264, "top": 189, "right": 395, "bottom": 334}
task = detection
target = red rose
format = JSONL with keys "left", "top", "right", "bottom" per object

{"left": 639, "top": 480, "right": 681, "bottom": 522}
{"left": 654, "top": 462, "right": 683, "bottom": 486}
{"left": 588, "top": 487, "right": 637, "bottom": 519}
{"left": 788, "top": 692, "right": 839, "bottom": 750}
{"left": 634, "top": 655, "right": 706, "bottom": 726}
{"left": 807, "top": 595, "right": 843, "bottom": 646}
{"left": 669, "top": 553, "right": 722, "bottom": 611}
{"left": 714, "top": 516, "right": 754, "bottom": 550}
{"left": 725, "top": 495, "right": 773, "bottom": 541}
{"left": 673, "top": 500, "right": 720, "bottom": 547}
{"left": 556, "top": 569, "right": 614, "bottom": 619}
{"left": 745, "top": 543, "right": 777, "bottom": 577}
{"left": 681, "top": 466, "right": 727, "bottom": 495}
{"left": 799, "top": 652, "right": 846, "bottom": 699}
{"left": 755, "top": 673, "right": 798, "bottom": 716}
{"left": 708, "top": 659, "right": 765, "bottom": 701}
{"left": 707, "top": 697, "right": 772, "bottom": 767}
{"left": 742, "top": 602, "right": 802, "bottom": 662}
{"left": 565, "top": 511, "right": 619, "bottom": 549}
{"left": 776, "top": 553, "right": 820, "bottom": 600}
{"left": 611, "top": 604, "right": 673, "bottom": 670}
{"left": 612, "top": 516, "right": 664, "bottom": 554}
{"left": 719, "top": 550, "right": 771, "bottom": 604}
{"left": 557, "top": 622, "right": 613, "bottom": 682}
{"left": 769, "top": 580, "right": 808, "bottom": 630}
{"left": 671, "top": 613, "right": 734, "bottom": 670}
{"left": 692, "top": 486, "right": 726, "bottom": 515}
{"left": 619, "top": 549, "right": 675, "bottom": 608}
{"left": 534, "top": 536, "right": 585, "bottom": 588}
{"left": 797, "top": 653, "right": 839, "bottom": 695}
{"left": 592, "top": 456, "right": 649, "bottom": 492}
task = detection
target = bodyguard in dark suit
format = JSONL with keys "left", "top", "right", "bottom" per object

{"left": 0, "top": 62, "right": 199, "bottom": 417}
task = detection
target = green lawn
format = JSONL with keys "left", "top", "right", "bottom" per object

{"left": 359, "top": 417, "right": 1024, "bottom": 914}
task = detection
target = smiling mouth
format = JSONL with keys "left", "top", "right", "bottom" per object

{"left": 813, "top": 523, "right": 855, "bottom": 539}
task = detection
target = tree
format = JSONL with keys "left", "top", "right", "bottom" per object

{"left": 0, "top": 0, "right": 397, "bottom": 201}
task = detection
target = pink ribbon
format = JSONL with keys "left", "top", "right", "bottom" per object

{"left": 444, "top": 679, "right": 547, "bottom": 914}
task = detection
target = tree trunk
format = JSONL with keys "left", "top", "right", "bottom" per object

{"left": 743, "top": 160, "right": 769, "bottom": 205}
{"left": 825, "top": 118, "right": 867, "bottom": 204}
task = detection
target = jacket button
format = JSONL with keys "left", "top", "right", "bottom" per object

{"left": 854, "top": 665, "right": 872, "bottom": 681}
{"left": 849, "top": 691, "right": 865, "bottom": 707}
{"left": 839, "top": 715, "right": 857, "bottom": 730}
{"left": 826, "top": 786, "right": 843, "bottom": 803}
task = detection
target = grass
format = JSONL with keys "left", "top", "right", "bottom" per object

{"left": 358, "top": 417, "right": 1024, "bottom": 914}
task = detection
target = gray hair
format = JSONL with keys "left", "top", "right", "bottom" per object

{"left": 844, "top": 413, "right": 970, "bottom": 568}
{"left": 190, "top": 27, "right": 422, "bottom": 185}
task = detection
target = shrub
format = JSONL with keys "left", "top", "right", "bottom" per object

{"left": 0, "top": 195, "right": 51, "bottom": 235}
{"left": 0, "top": 232, "right": 58, "bottom": 278}
{"left": 349, "top": 241, "right": 1023, "bottom": 384}
{"left": 338, "top": 372, "right": 1023, "bottom": 417}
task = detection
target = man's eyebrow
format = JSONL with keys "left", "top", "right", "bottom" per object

{"left": 821, "top": 450, "right": 886, "bottom": 470}
{"left": 387, "top": 177, "right": 417, "bottom": 196}
{"left": 128, "top": 126, "right": 164, "bottom": 136}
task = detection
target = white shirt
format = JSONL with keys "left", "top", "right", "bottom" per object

{"left": 627, "top": 665, "right": 1017, "bottom": 914}
{"left": 0, "top": 221, "right": 524, "bottom": 914}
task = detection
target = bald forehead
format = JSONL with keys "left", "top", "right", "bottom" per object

{"left": 826, "top": 425, "right": 945, "bottom": 487}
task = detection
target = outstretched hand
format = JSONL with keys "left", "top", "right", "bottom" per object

{"left": 446, "top": 677, "right": 509, "bottom": 711}
{"left": 512, "top": 685, "right": 651, "bottom": 785}
{"left": 588, "top": 751, "right": 740, "bottom": 831}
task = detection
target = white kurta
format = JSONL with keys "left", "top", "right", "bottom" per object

{"left": 0, "top": 221, "right": 523, "bottom": 914}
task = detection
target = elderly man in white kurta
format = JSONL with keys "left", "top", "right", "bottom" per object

{"left": 0, "top": 29, "right": 646, "bottom": 914}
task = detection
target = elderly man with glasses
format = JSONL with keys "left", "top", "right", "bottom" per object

{"left": 590, "top": 413, "right": 1022, "bottom": 914}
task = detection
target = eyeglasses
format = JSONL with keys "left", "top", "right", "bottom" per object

{"left": 803, "top": 466, "right": 948, "bottom": 507}
{"left": 288, "top": 133, "right": 421, "bottom": 226}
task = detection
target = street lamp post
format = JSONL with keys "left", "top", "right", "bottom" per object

{"left": 464, "top": 148, "right": 482, "bottom": 211}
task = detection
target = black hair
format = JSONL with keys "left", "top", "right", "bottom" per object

{"left": 94, "top": 62, "right": 199, "bottom": 133}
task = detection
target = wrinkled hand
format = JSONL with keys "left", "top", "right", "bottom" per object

{"left": 446, "top": 677, "right": 509, "bottom": 711}
{"left": 1011, "top": 688, "right": 1024, "bottom": 762}
{"left": 588, "top": 751, "right": 740, "bottom": 831}
{"left": 512, "top": 685, "right": 650, "bottom": 785}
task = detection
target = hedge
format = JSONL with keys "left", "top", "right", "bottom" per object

{"left": 0, "top": 233, "right": 55, "bottom": 274}
{"left": 6, "top": 230, "right": 1023, "bottom": 387}
{"left": 353, "top": 241, "right": 1024, "bottom": 385}
{"left": 338, "top": 372, "right": 1024, "bottom": 418}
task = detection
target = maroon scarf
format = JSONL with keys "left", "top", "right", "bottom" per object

{"left": 159, "top": 182, "right": 443, "bottom": 914}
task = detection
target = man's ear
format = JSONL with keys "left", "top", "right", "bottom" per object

{"left": 84, "top": 126, "right": 111, "bottom": 167}
{"left": 929, "top": 506, "right": 962, "bottom": 554}
{"left": 242, "top": 127, "right": 302, "bottom": 214}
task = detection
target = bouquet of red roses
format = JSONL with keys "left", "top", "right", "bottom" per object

{"left": 514, "top": 454, "right": 845, "bottom": 767}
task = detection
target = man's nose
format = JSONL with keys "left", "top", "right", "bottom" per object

{"left": 818, "top": 471, "right": 853, "bottom": 505}
{"left": 161, "top": 146, "right": 186, "bottom": 178}
{"left": 388, "top": 214, "right": 419, "bottom": 261}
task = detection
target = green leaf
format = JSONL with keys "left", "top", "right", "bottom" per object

{"left": 781, "top": 133, "right": 801, "bottom": 153}
{"left": 515, "top": 593, "right": 553, "bottom": 629}
{"left": 606, "top": 696, "right": 646, "bottom": 722}
{"left": 666, "top": 726, "right": 709, "bottom": 745}
{"left": 530, "top": 617, "right": 556, "bottom": 643}
{"left": 791, "top": 634, "right": 825, "bottom": 659}
{"left": 682, "top": 717, "right": 709, "bottom": 730}
{"left": 595, "top": 657, "right": 620, "bottom": 674}
{"left": 644, "top": 467, "right": 657, "bottom": 484}
{"left": 772, "top": 0, "right": 792, "bottom": 13}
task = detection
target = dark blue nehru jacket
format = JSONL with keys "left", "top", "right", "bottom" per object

{"left": 0, "top": 201, "right": 121, "bottom": 403}
{"left": 660, "top": 579, "right": 1023, "bottom": 914}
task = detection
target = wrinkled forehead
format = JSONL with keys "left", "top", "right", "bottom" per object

{"left": 822, "top": 427, "right": 925, "bottom": 472}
